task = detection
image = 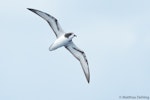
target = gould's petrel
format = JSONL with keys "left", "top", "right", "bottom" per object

{"left": 27, "top": 8, "right": 90, "bottom": 83}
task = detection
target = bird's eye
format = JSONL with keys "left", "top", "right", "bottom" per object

{"left": 65, "top": 33, "right": 72, "bottom": 38}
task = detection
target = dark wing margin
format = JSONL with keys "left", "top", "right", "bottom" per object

{"left": 27, "top": 8, "right": 64, "bottom": 38}
{"left": 65, "top": 42, "right": 90, "bottom": 83}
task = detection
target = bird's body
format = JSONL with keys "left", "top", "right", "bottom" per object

{"left": 28, "top": 8, "right": 90, "bottom": 83}
{"left": 49, "top": 33, "right": 75, "bottom": 51}
{"left": 49, "top": 34, "right": 67, "bottom": 51}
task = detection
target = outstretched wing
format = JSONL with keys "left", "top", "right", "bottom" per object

{"left": 65, "top": 42, "right": 90, "bottom": 83}
{"left": 27, "top": 8, "right": 64, "bottom": 38}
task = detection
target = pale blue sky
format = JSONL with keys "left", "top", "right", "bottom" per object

{"left": 0, "top": 0, "right": 150, "bottom": 100}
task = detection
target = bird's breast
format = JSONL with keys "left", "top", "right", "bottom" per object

{"left": 49, "top": 36, "right": 69, "bottom": 51}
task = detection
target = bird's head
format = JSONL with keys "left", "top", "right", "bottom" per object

{"left": 64, "top": 32, "right": 77, "bottom": 39}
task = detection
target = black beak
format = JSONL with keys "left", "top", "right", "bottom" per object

{"left": 74, "top": 35, "right": 77, "bottom": 37}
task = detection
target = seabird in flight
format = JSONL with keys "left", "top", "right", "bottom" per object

{"left": 27, "top": 8, "right": 90, "bottom": 83}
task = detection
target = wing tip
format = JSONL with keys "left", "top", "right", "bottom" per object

{"left": 27, "top": 8, "right": 32, "bottom": 11}
{"left": 85, "top": 70, "right": 90, "bottom": 83}
{"left": 27, "top": 8, "right": 36, "bottom": 12}
{"left": 87, "top": 79, "right": 90, "bottom": 83}
{"left": 86, "top": 75, "right": 90, "bottom": 83}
